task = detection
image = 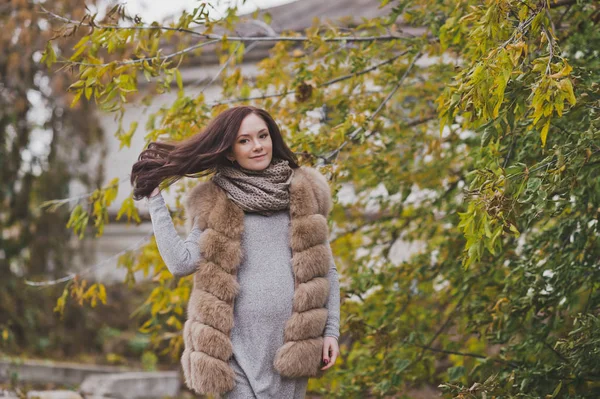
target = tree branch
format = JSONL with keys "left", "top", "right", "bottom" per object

{"left": 39, "top": 177, "right": 129, "bottom": 211}
{"left": 321, "top": 51, "right": 423, "bottom": 164}
{"left": 25, "top": 230, "right": 154, "bottom": 287}
{"left": 64, "top": 39, "right": 221, "bottom": 67}
{"left": 409, "top": 342, "right": 520, "bottom": 367}
{"left": 41, "top": 6, "right": 418, "bottom": 43}
{"left": 541, "top": 24, "right": 556, "bottom": 75}
{"left": 549, "top": 0, "right": 579, "bottom": 8}
{"left": 417, "top": 284, "right": 472, "bottom": 361}
{"left": 206, "top": 49, "right": 412, "bottom": 107}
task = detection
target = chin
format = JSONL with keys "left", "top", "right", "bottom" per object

{"left": 240, "top": 155, "right": 272, "bottom": 170}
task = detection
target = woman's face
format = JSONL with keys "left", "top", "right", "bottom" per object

{"left": 227, "top": 113, "right": 273, "bottom": 170}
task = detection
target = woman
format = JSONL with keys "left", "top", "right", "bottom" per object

{"left": 131, "top": 106, "right": 341, "bottom": 398}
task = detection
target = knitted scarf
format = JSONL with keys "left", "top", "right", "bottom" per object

{"left": 212, "top": 157, "right": 294, "bottom": 216}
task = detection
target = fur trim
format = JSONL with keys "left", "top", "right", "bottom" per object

{"left": 289, "top": 215, "right": 329, "bottom": 252}
{"left": 299, "top": 167, "right": 333, "bottom": 216}
{"left": 199, "top": 229, "right": 244, "bottom": 274}
{"left": 187, "top": 289, "right": 234, "bottom": 334}
{"left": 283, "top": 308, "right": 329, "bottom": 341}
{"left": 182, "top": 165, "right": 333, "bottom": 395}
{"left": 183, "top": 320, "right": 233, "bottom": 360}
{"left": 293, "top": 277, "right": 330, "bottom": 312}
{"left": 273, "top": 337, "right": 324, "bottom": 378}
{"left": 181, "top": 349, "right": 235, "bottom": 395}
{"left": 194, "top": 261, "right": 240, "bottom": 304}
{"left": 184, "top": 181, "right": 215, "bottom": 231}
{"left": 292, "top": 244, "right": 330, "bottom": 283}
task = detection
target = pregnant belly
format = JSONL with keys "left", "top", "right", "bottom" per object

{"left": 234, "top": 272, "right": 294, "bottom": 323}
{"left": 233, "top": 274, "right": 294, "bottom": 324}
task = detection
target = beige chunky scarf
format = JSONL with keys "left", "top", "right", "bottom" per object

{"left": 212, "top": 157, "right": 294, "bottom": 216}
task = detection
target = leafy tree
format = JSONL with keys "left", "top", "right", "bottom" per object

{"left": 41, "top": 0, "right": 599, "bottom": 397}
{"left": 0, "top": 0, "right": 112, "bottom": 356}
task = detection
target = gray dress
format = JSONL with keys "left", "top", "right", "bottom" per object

{"left": 147, "top": 193, "right": 341, "bottom": 399}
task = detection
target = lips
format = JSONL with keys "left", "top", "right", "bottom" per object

{"left": 251, "top": 154, "right": 266, "bottom": 159}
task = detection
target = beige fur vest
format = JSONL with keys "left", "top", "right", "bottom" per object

{"left": 180, "top": 166, "right": 333, "bottom": 396}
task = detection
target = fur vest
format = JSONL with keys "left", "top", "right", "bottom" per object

{"left": 180, "top": 166, "right": 333, "bottom": 396}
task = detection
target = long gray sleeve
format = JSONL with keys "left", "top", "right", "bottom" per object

{"left": 147, "top": 193, "right": 202, "bottom": 277}
{"left": 324, "top": 250, "right": 341, "bottom": 339}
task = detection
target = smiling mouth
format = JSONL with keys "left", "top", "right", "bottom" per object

{"left": 251, "top": 154, "right": 266, "bottom": 159}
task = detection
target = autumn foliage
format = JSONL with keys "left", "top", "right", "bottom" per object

{"left": 10, "top": 0, "right": 600, "bottom": 397}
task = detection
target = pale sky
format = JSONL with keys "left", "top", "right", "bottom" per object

{"left": 112, "top": 0, "right": 297, "bottom": 23}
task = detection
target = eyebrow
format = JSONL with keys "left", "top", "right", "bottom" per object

{"left": 237, "top": 128, "right": 268, "bottom": 138}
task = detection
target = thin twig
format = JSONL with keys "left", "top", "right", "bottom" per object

{"left": 416, "top": 284, "right": 472, "bottom": 362}
{"left": 549, "top": 0, "right": 578, "bottom": 8}
{"left": 321, "top": 50, "right": 410, "bottom": 86}
{"left": 64, "top": 39, "right": 221, "bottom": 67}
{"left": 321, "top": 51, "right": 423, "bottom": 164}
{"left": 541, "top": 25, "right": 556, "bottom": 75}
{"left": 556, "top": 3, "right": 573, "bottom": 29}
{"left": 193, "top": 33, "right": 266, "bottom": 88}
{"left": 545, "top": 8, "right": 557, "bottom": 35}
{"left": 409, "top": 342, "right": 520, "bottom": 367}
{"left": 41, "top": 6, "right": 416, "bottom": 43}
{"left": 191, "top": 11, "right": 280, "bottom": 89}
{"left": 39, "top": 177, "right": 129, "bottom": 210}
{"left": 196, "top": 41, "right": 244, "bottom": 89}
{"left": 25, "top": 230, "right": 154, "bottom": 287}
{"left": 40, "top": 5, "right": 205, "bottom": 37}
{"left": 499, "top": 14, "right": 536, "bottom": 52}
{"left": 205, "top": 50, "right": 411, "bottom": 107}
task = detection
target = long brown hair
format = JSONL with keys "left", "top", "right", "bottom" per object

{"left": 130, "top": 106, "right": 299, "bottom": 200}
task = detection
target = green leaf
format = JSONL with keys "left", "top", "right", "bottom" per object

{"left": 509, "top": 223, "right": 520, "bottom": 237}
{"left": 119, "top": 122, "right": 138, "bottom": 149}
{"left": 394, "top": 359, "right": 411, "bottom": 372}
{"left": 481, "top": 127, "right": 494, "bottom": 147}
{"left": 263, "top": 12, "right": 272, "bottom": 25}
{"left": 41, "top": 41, "right": 57, "bottom": 68}
{"left": 175, "top": 69, "right": 183, "bottom": 92}
{"left": 448, "top": 366, "right": 466, "bottom": 381}
{"left": 551, "top": 381, "right": 562, "bottom": 398}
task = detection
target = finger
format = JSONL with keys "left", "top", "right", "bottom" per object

{"left": 329, "top": 352, "right": 338, "bottom": 365}
{"left": 321, "top": 362, "right": 332, "bottom": 370}
{"left": 322, "top": 342, "right": 330, "bottom": 362}
{"left": 321, "top": 357, "right": 335, "bottom": 370}
{"left": 321, "top": 349, "right": 338, "bottom": 370}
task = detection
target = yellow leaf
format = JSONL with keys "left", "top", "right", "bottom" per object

{"left": 548, "top": 61, "right": 572, "bottom": 79}
{"left": 41, "top": 41, "right": 57, "bottom": 68}
{"left": 71, "top": 90, "right": 83, "bottom": 108}
{"left": 518, "top": 6, "right": 528, "bottom": 21}
{"left": 98, "top": 284, "right": 107, "bottom": 304}
{"left": 493, "top": 297, "right": 509, "bottom": 311}
{"left": 540, "top": 120, "right": 551, "bottom": 147}
{"left": 558, "top": 79, "right": 576, "bottom": 105}
{"left": 509, "top": 223, "right": 520, "bottom": 237}
{"left": 175, "top": 69, "right": 183, "bottom": 92}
